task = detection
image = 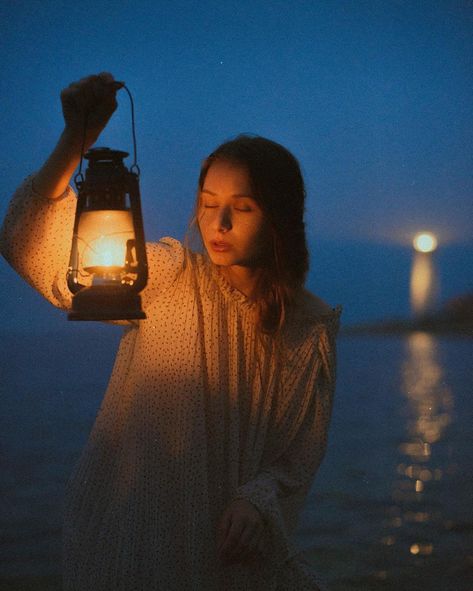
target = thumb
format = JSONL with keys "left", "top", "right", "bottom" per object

{"left": 216, "top": 509, "right": 232, "bottom": 550}
{"left": 111, "top": 81, "right": 125, "bottom": 90}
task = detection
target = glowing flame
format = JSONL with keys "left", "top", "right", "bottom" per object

{"left": 413, "top": 232, "right": 438, "bottom": 253}
{"left": 77, "top": 210, "right": 134, "bottom": 272}
{"left": 89, "top": 234, "right": 127, "bottom": 268}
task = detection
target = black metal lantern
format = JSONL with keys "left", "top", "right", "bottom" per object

{"left": 67, "top": 147, "right": 148, "bottom": 321}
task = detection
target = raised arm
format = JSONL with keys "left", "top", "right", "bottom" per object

{"left": 1, "top": 74, "right": 187, "bottom": 314}
{"left": 34, "top": 72, "right": 123, "bottom": 199}
{"left": 0, "top": 73, "right": 124, "bottom": 307}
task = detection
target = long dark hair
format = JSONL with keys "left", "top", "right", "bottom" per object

{"left": 195, "top": 134, "right": 309, "bottom": 333}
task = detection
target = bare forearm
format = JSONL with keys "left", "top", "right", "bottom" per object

{"left": 33, "top": 73, "right": 122, "bottom": 200}
{"left": 32, "top": 131, "right": 82, "bottom": 200}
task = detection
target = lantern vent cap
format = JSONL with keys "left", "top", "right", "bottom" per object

{"left": 85, "top": 147, "right": 129, "bottom": 163}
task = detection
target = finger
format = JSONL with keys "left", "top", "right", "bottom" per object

{"left": 64, "top": 75, "right": 109, "bottom": 108}
{"left": 219, "top": 518, "right": 244, "bottom": 557}
{"left": 223, "top": 525, "right": 260, "bottom": 562}
{"left": 226, "top": 538, "right": 262, "bottom": 565}
{"left": 97, "top": 71, "right": 125, "bottom": 90}
{"left": 94, "top": 73, "right": 122, "bottom": 91}
{"left": 232, "top": 525, "right": 263, "bottom": 560}
{"left": 235, "top": 532, "right": 265, "bottom": 561}
{"left": 62, "top": 81, "right": 97, "bottom": 114}
{"left": 216, "top": 512, "right": 232, "bottom": 551}
{"left": 91, "top": 75, "right": 115, "bottom": 101}
{"left": 72, "top": 74, "right": 98, "bottom": 88}
{"left": 66, "top": 74, "right": 110, "bottom": 91}
{"left": 97, "top": 71, "right": 115, "bottom": 84}
{"left": 79, "top": 77, "right": 118, "bottom": 122}
{"left": 91, "top": 79, "right": 123, "bottom": 118}
{"left": 234, "top": 521, "right": 260, "bottom": 552}
{"left": 217, "top": 505, "right": 236, "bottom": 549}
{"left": 63, "top": 74, "right": 122, "bottom": 108}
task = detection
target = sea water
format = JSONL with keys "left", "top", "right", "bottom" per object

{"left": 0, "top": 328, "right": 472, "bottom": 590}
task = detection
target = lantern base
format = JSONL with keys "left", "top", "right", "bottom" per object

{"left": 68, "top": 285, "right": 146, "bottom": 321}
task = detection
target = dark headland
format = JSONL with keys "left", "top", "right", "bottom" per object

{"left": 342, "top": 293, "right": 473, "bottom": 337}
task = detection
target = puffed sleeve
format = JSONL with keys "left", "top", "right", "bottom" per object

{"left": 0, "top": 175, "right": 76, "bottom": 310}
{"left": 232, "top": 308, "right": 341, "bottom": 570}
{"left": 0, "top": 175, "right": 185, "bottom": 314}
{"left": 140, "top": 237, "right": 185, "bottom": 311}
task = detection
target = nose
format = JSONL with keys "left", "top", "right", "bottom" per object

{"left": 215, "top": 206, "right": 232, "bottom": 232}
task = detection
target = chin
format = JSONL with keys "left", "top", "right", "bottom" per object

{"left": 206, "top": 251, "right": 236, "bottom": 266}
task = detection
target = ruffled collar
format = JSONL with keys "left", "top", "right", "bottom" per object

{"left": 209, "top": 262, "right": 343, "bottom": 324}
{"left": 210, "top": 264, "right": 257, "bottom": 310}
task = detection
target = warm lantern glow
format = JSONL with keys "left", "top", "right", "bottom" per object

{"left": 413, "top": 232, "right": 438, "bottom": 253}
{"left": 77, "top": 210, "right": 134, "bottom": 278}
{"left": 67, "top": 146, "right": 148, "bottom": 321}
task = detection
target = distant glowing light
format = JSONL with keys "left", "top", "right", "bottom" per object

{"left": 419, "top": 469, "right": 433, "bottom": 481}
{"left": 398, "top": 441, "right": 431, "bottom": 458}
{"left": 410, "top": 543, "right": 433, "bottom": 555}
{"left": 405, "top": 511, "right": 430, "bottom": 523}
{"left": 413, "top": 232, "right": 438, "bottom": 253}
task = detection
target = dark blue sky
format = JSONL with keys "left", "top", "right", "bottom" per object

{"left": 0, "top": 1, "right": 472, "bottom": 328}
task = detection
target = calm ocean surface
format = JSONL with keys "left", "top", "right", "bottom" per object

{"left": 0, "top": 327, "right": 472, "bottom": 590}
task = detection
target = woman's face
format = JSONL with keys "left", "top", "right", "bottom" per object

{"left": 198, "top": 160, "right": 270, "bottom": 269}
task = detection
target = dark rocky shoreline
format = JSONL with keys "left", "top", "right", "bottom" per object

{"left": 342, "top": 292, "right": 473, "bottom": 337}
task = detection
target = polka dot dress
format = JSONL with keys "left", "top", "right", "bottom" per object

{"left": 0, "top": 176, "right": 341, "bottom": 591}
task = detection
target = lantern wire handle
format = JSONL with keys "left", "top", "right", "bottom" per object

{"left": 73, "top": 113, "right": 88, "bottom": 190}
{"left": 122, "top": 85, "right": 140, "bottom": 176}
{"left": 73, "top": 83, "right": 140, "bottom": 191}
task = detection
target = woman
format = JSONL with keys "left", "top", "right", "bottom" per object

{"left": 0, "top": 73, "right": 341, "bottom": 590}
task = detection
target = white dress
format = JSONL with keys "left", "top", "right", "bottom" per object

{"left": 0, "top": 176, "right": 341, "bottom": 591}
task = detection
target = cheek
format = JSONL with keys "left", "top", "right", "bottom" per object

{"left": 197, "top": 210, "right": 208, "bottom": 235}
{"left": 246, "top": 219, "right": 271, "bottom": 255}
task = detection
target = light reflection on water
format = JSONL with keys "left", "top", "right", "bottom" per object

{"left": 298, "top": 333, "right": 472, "bottom": 591}
{"left": 410, "top": 251, "right": 440, "bottom": 316}
{"left": 380, "top": 332, "right": 454, "bottom": 569}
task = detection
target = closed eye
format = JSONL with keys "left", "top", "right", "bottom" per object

{"left": 201, "top": 203, "right": 253, "bottom": 212}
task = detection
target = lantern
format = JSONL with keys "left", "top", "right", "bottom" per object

{"left": 67, "top": 147, "right": 148, "bottom": 321}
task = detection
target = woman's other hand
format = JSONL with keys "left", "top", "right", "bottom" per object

{"left": 60, "top": 72, "right": 124, "bottom": 152}
{"left": 216, "top": 499, "right": 265, "bottom": 565}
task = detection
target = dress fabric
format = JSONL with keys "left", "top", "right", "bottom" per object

{"left": 0, "top": 176, "right": 341, "bottom": 591}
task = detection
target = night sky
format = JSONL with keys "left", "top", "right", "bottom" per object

{"left": 1, "top": 1, "right": 472, "bottom": 329}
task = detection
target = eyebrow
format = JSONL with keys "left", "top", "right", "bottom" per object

{"left": 200, "top": 189, "right": 254, "bottom": 199}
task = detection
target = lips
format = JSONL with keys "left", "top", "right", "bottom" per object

{"left": 210, "top": 240, "right": 232, "bottom": 252}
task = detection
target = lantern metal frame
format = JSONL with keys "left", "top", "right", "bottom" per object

{"left": 66, "top": 86, "right": 148, "bottom": 321}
